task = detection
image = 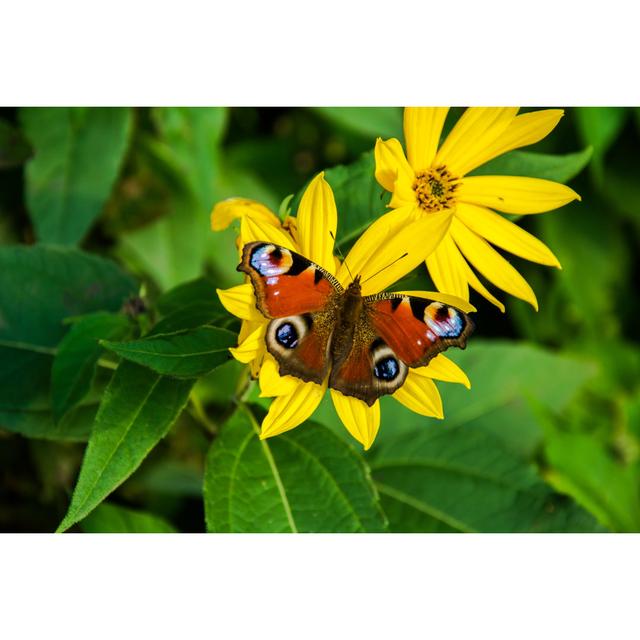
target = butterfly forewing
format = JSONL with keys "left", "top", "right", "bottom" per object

{"left": 365, "top": 293, "right": 474, "bottom": 368}
{"left": 238, "top": 242, "right": 342, "bottom": 385}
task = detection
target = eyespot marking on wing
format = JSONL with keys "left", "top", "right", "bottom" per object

{"left": 424, "top": 302, "right": 465, "bottom": 338}
{"left": 250, "top": 243, "right": 294, "bottom": 276}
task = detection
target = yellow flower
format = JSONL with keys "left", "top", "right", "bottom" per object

{"left": 375, "top": 107, "right": 581, "bottom": 311}
{"left": 212, "top": 174, "right": 474, "bottom": 450}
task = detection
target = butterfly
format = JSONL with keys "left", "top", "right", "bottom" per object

{"left": 238, "top": 241, "right": 474, "bottom": 406}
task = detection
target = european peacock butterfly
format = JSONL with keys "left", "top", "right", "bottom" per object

{"left": 239, "top": 241, "right": 474, "bottom": 406}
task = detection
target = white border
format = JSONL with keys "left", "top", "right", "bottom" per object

{"left": 2, "top": 0, "right": 639, "bottom": 105}
{"left": 1, "top": 534, "right": 637, "bottom": 639}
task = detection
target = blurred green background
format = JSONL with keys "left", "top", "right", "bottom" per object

{"left": 1, "top": 107, "right": 639, "bottom": 533}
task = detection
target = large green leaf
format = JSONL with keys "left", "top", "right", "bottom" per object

{"left": 51, "top": 312, "right": 132, "bottom": 422}
{"left": 370, "top": 424, "right": 601, "bottom": 533}
{"left": 470, "top": 147, "right": 593, "bottom": 183}
{"left": 542, "top": 423, "right": 640, "bottom": 532}
{"left": 204, "top": 406, "right": 387, "bottom": 532}
{"left": 313, "top": 341, "right": 595, "bottom": 459}
{"left": 80, "top": 502, "right": 177, "bottom": 533}
{"left": 0, "top": 245, "right": 136, "bottom": 438}
{"left": 102, "top": 326, "right": 235, "bottom": 378}
{"left": 57, "top": 361, "right": 193, "bottom": 531}
{"left": 20, "top": 107, "right": 133, "bottom": 245}
{"left": 313, "top": 107, "right": 403, "bottom": 140}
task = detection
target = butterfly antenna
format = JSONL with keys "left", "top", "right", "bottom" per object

{"left": 361, "top": 253, "right": 409, "bottom": 285}
{"left": 330, "top": 231, "right": 354, "bottom": 282}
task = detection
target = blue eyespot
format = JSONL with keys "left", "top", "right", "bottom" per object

{"left": 276, "top": 322, "right": 298, "bottom": 349}
{"left": 374, "top": 356, "right": 399, "bottom": 381}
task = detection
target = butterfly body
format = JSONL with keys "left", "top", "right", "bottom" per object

{"left": 239, "top": 242, "right": 473, "bottom": 406}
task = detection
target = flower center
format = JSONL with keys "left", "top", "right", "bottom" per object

{"left": 413, "top": 166, "right": 459, "bottom": 213}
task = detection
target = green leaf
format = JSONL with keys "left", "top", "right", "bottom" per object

{"left": 535, "top": 200, "right": 629, "bottom": 341}
{"left": 57, "top": 361, "right": 193, "bottom": 531}
{"left": 156, "top": 277, "right": 220, "bottom": 315}
{"left": 150, "top": 107, "right": 228, "bottom": 210}
{"left": 118, "top": 196, "right": 217, "bottom": 291}
{"left": 149, "top": 301, "right": 229, "bottom": 336}
{"left": 542, "top": 423, "right": 640, "bottom": 532}
{"left": 52, "top": 312, "right": 131, "bottom": 422}
{"left": 366, "top": 341, "right": 595, "bottom": 459}
{"left": 118, "top": 108, "right": 256, "bottom": 290}
{"left": 152, "top": 278, "right": 227, "bottom": 335}
{"left": 80, "top": 502, "right": 177, "bottom": 533}
{"left": 102, "top": 326, "right": 235, "bottom": 378}
{"left": 370, "top": 424, "right": 602, "bottom": 533}
{"left": 469, "top": 147, "right": 593, "bottom": 183}
{"left": 0, "top": 245, "right": 136, "bottom": 437}
{"left": 574, "top": 107, "right": 627, "bottom": 181}
{"left": 204, "top": 406, "right": 387, "bottom": 532}
{"left": 20, "top": 107, "right": 133, "bottom": 245}
{"left": 0, "top": 118, "right": 32, "bottom": 168}
{"left": 1, "top": 402, "right": 98, "bottom": 442}
{"left": 313, "top": 107, "right": 403, "bottom": 140}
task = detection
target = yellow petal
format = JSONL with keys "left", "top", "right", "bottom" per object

{"left": 389, "top": 172, "right": 418, "bottom": 209}
{"left": 211, "top": 198, "right": 280, "bottom": 231}
{"left": 229, "top": 323, "right": 267, "bottom": 363}
{"left": 413, "top": 354, "right": 471, "bottom": 388}
{"left": 258, "top": 353, "right": 300, "bottom": 397}
{"left": 351, "top": 211, "right": 453, "bottom": 296}
{"left": 459, "top": 259, "right": 505, "bottom": 313}
{"left": 462, "top": 109, "right": 564, "bottom": 173}
{"left": 295, "top": 172, "right": 337, "bottom": 272}
{"left": 435, "top": 107, "right": 519, "bottom": 176}
{"left": 392, "top": 371, "right": 443, "bottom": 418}
{"left": 374, "top": 137, "right": 415, "bottom": 193}
{"left": 260, "top": 379, "right": 326, "bottom": 439}
{"left": 394, "top": 290, "right": 476, "bottom": 314}
{"left": 457, "top": 175, "right": 580, "bottom": 214}
{"left": 240, "top": 214, "right": 297, "bottom": 251}
{"left": 425, "top": 233, "right": 470, "bottom": 300}
{"left": 404, "top": 107, "right": 449, "bottom": 172}
{"left": 336, "top": 204, "right": 418, "bottom": 287}
{"left": 450, "top": 217, "right": 538, "bottom": 310}
{"left": 455, "top": 202, "right": 561, "bottom": 267}
{"left": 216, "top": 283, "right": 263, "bottom": 321}
{"left": 330, "top": 390, "right": 380, "bottom": 450}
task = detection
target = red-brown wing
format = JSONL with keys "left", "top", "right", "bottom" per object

{"left": 367, "top": 294, "right": 473, "bottom": 368}
{"left": 238, "top": 242, "right": 342, "bottom": 319}
{"left": 329, "top": 337, "right": 409, "bottom": 407}
{"left": 265, "top": 313, "right": 333, "bottom": 385}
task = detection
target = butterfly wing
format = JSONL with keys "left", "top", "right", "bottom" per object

{"left": 367, "top": 294, "right": 473, "bottom": 367}
{"left": 238, "top": 242, "right": 343, "bottom": 385}
{"left": 329, "top": 293, "right": 473, "bottom": 406}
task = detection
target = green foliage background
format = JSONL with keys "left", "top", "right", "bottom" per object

{"left": 0, "top": 107, "right": 638, "bottom": 533}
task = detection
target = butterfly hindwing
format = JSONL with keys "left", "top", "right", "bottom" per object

{"left": 239, "top": 242, "right": 342, "bottom": 385}
{"left": 329, "top": 329, "right": 408, "bottom": 406}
